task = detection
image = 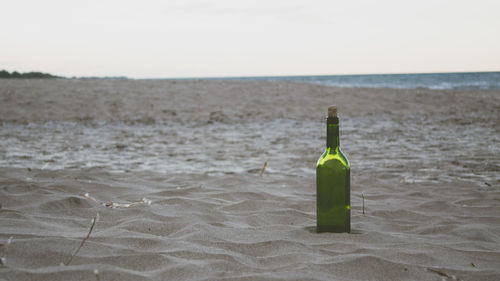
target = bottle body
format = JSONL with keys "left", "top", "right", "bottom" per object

{"left": 316, "top": 116, "right": 350, "bottom": 233}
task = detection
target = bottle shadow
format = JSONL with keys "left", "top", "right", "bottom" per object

{"left": 304, "top": 226, "right": 363, "bottom": 234}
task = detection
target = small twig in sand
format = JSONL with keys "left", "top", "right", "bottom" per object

{"left": 362, "top": 193, "right": 365, "bottom": 215}
{"left": 260, "top": 161, "right": 267, "bottom": 177}
{"left": 426, "top": 268, "right": 461, "bottom": 280}
{"left": 103, "top": 197, "right": 152, "bottom": 208}
{"left": 80, "top": 193, "right": 152, "bottom": 209}
{"left": 80, "top": 193, "right": 98, "bottom": 202}
{"left": 64, "top": 213, "right": 98, "bottom": 266}
{"left": 0, "top": 236, "right": 13, "bottom": 266}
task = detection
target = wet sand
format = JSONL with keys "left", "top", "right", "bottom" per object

{"left": 0, "top": 79, "right": 499, "bottom": 280}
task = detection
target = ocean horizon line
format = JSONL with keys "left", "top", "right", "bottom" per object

{"left": 143, "top": 70, "right": 500, "bottom": 80}
{"left": 3, "top": 70, "right": 499, "bottom": 90}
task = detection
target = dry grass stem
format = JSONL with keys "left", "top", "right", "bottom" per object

{"left": 80, "top": 193, "right": 152, "bottom": 208}
{"left": 362, "top": 193, "right": 365, "bottom": 215}
{"left": 94, "top": 268, "right": 101, "bottom": 281}
{"left": 64, "top": 213, "right": 98, "bottom": 266}
{"left": 260, "top": 161, "right": 267, "bottom": 177}
{"left": 0, "top": 236, "right": 13, "bottom": 266}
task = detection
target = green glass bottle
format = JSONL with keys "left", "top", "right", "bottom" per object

{"left": 316, "top": 105, "right": 350, "bottom": 233}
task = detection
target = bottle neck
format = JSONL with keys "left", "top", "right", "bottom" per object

{"left": 326, "top": 117, "right": 339, "bottom": 150}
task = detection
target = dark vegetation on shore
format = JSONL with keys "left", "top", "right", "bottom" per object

{"left": 0, "top": 69, "right": 61, "bottom": 79}
{"left": 0, "top": 70, "right": 129, "bottom": 80}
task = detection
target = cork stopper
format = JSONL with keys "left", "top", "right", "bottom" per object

{"left": 328, "top": 105, "right": 337, "bottom": 117}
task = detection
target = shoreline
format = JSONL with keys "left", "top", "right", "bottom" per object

{"left": 1, "top": 79, "right": 499, "bottom": 122}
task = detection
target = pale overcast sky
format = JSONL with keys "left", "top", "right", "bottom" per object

{"left": 1, "top": 0, "right": 499, "bottom": 78}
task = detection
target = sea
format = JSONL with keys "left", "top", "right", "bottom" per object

{"left": 223, "top": 71, "right": 500, "bottom": 90}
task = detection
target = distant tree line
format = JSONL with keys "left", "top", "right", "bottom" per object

{"left": 0, "top": 69, "right": 61, "bottom": 79}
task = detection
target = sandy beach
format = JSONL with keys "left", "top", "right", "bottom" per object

{"left": 0, "top": 79, "right": 499, "bottom": 280}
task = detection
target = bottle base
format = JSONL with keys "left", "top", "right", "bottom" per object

{"left": 317, "top": 225, "right": 350, "bottom": 233}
